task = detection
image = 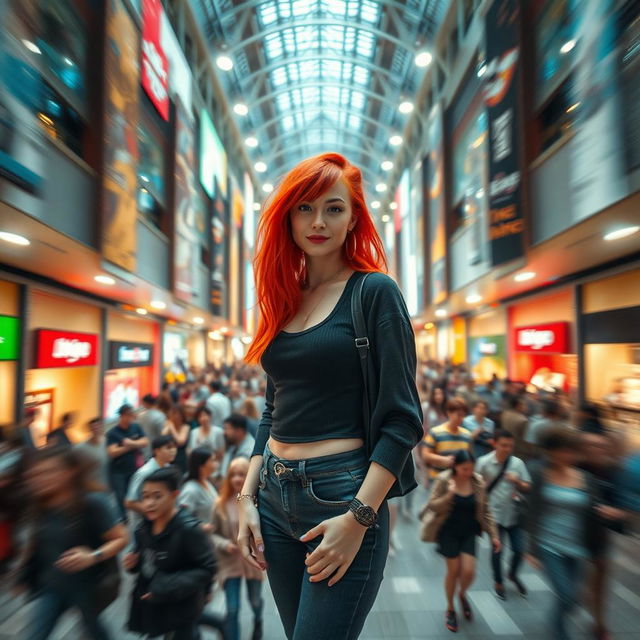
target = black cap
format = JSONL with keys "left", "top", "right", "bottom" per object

{"left": 118, "top": 404, "right": 134, "bottom": 416}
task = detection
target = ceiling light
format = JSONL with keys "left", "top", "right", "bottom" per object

{"left": 245, "top": 136, "right": 258, "bottom": 148}
{"left": 216, "top": 55, "right": 233, "bottom": 71}
{"left": 381, "top": 214, "right": 390, "bottom": 223}
{"left": 514, "top": 271, "right": 536, "bottom": 282}
{"left": 262, "top": 183, "right": 274, "bottom": 193}
{"left": 603, "top": 225, "right": 640, "bottom": 241}
{"left": 560, "top": 39, "right": 576, "bottom": 54}
{"left": 399, "top": 101, "right": 414, "bottom": 114}
{"left": 22, "top": 39, "right": 41, "bottom": 54}
{"left": 193, "top": 317, "right": 204, "bottom": 325}
{"left": 233, "top": 103, "right": 248, "bottom": 116}
{"left": 389, "top": 135, "right": 403, "bottom": 146}
{"left": 424, "top": 322, "right": 434, "bottom": 330}
{"left": 435, "top": 308, "right": 447, "bottom": 318}
{"left": 475, "top": 188, "right": 485, "bottom": 199}
{"left": 375, "top": 183, "right": 387, "bottom": 193}
{"left": 466, "top": 294, "right": 482, "bottom": 304}
{"left": 140, "top": 174, "right": 149, "bottom": 182}
{"left": 477, "top": 63, "right": 487, "bottom": 77}
{"left": 389, "top": 202, "right": 398, "bottom": 210}
{"left": 566, "top": 102, "right": 580, "bottom": 113}
{"left": 370, "top": 201, "right": 381, "bottom": 209}
{"left": 254, "top": 161, "right": 267, "bottom": 173}
{"left": 241, "top": 336, "right": 252, "bottom": 345}
{"left": 415, "top": 51, "right": 433, "bottom": 67}
{"left": 0, "top": 231, "right": 30, "bottom": 246}
{"left": 150, "top": 300, "right": 166, "bottom": 310}
{"left": 135, "top": 308, "right": 148, "bottom": 315}
{"left": 209, "top": 330, "right": 222, "bottom": 340}
{"left": 94, "top": 275, "right": 115, "bottom": 285}
{"left": 253, "top": 202, "right": 261, "bottom": 211}
{"left": 381, "top": 160, "right": 393, "bottom": 171}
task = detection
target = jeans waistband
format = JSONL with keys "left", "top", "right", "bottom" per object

{"left": 262, "top": 443, "right": 368, "bottom": 485}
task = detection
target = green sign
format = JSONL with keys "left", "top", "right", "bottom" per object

{"left": 0, "top": 315, "right": 20, "bottom": 361}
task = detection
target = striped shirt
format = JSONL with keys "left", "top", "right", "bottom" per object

{"left": 423, "top": 423, "right": 472, "bottom": 477}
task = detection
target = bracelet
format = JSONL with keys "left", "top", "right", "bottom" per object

{"left": 236, "top": 493, "right": 257, "bottom": 506}
{"left": 91, "top": 549, "right": 104, "bottom": 564}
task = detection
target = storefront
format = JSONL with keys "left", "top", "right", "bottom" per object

{"left": 25, "top": 289, "right": 101, "bottom": 445}
{"left": 0, "top": 281, "right": 21, "bottom": 427}
{"left": 450, "top": 316, "right": 467, "bottom": 365}
{"left": 163, "top": 326, "right": 205, "bottom": 381}
{"left": 467, "top": 309, "right": 507, "bottom": 382}
{"left": 508, "top": 289, "right": 577, "bottom": 393}
{"left": 104, "top": 311, "right": 160, "bottom": 420}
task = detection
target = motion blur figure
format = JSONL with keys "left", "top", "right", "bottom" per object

{"left": 17, "top": 447, "right": 128, "bottom": 640}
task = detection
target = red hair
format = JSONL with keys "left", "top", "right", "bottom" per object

{"left": 245, "top": 153, "right": 387, "bottom": 365}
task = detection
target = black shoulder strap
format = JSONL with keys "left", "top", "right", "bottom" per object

{"left": 487, "top": 456, "right": 511, "bottom": 494}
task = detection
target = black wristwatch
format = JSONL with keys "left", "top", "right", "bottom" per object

{"left": 348, "top": 498, "right": 379, "bottom": 529}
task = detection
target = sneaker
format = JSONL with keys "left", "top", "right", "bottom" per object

{"left": 459, "top": 595, "right": 473, "bottom": 621}
{"left": 508, "top": 574, "right": 527, "bottom": 598}
{"left": 494, "top": 583, "right": 507, "bottom": 600}
{"left": 445, "top": 609, "right": 458, "bottom": 633}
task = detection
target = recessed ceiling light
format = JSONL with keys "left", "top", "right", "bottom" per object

{"left": 381, "top": 214, "right": 390, "bottom": 223}
{"left": 399, "top": 101, "right": 414, "bottom": 114}
{"left": 233, "top": 103, "right": 248, "bottom": 116}
{"left": 370, "top": 201, "right": 381, "bottom": 209}
{"left": 193, "top": 317, "right": 204, "bottom": 325}
{"left": 381, "top": 160, "right": 393, "bottom": 171}
{"left": 0, "top": 231, "right": 30, "bottom": 246}
{"left": 135, "top": 308, "right": 148, "bottom": 315}
{"left": 375, "top": 183, "right": 387, "bottom": 193}
{"left": 254, "top": 161, "right": 267, "bottom": 173}
{"left": 514, "top": 271, "right": 536, "bottom": 282}
{"left": 389, "top": 202, "right": 398, "bottom": 210}
{"left": 262, "top": 183, "right": 274, "bottom": 193}
{"left": 22, "top": 39, "right": 41, "bottom": 54}
{"left": 245, "top": 136, "right": 258, "bottom": 148}
{"left": 435, "top": 308, "right": 447, "bottom": 318}
{"left": 389, "top": 135, "right": 403, "bottom": 146}
{"left": 566, "top": 102, "right": 581, "bottom": 113}
{"left": 466, "top": 294, "right": 482, "bottom": 304}
{"left": 209, "top": 330, "right": 222, "bottom": 340}
{"left": 241, "top": 336, "right": 252, "bottom": 344}
{"left": 216, "top": 55, "right": 233, "bottom": 71}
{"left": 477, "top": 63, "right": 487, "bottom": 77}
{"left": 560, "top": 39, "right": 576, "bottom": 54}
{"left": 415, "top": 51, "right": 433, "bottom": 67}
{"left": 253, "top": 202, "right": 261, "bottom": 211}
{"left": 140, "top": 174, "right": 149, "bottom": 182}
{"left": 603, "top": 225, "right": 639, "bottom": 241}
{"left": 94, "top": 275, "right": 115, "bottom": 285}
{"left": 220, "top": 326, "right": 229, "bottom": 332}
{"left": 424, "top": 322, "right": 434, "bottom": 330}
{"left": 150, "top": 300, "right": 166, "bottom": 310}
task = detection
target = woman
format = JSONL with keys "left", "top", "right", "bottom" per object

{"left": 237, "top": 153, "right": 423, "bottom": 639}
{"left": 178, "top": 447, "right": 218, "bottom": 532}
{"left": 212, "top": 458, "right": 265, "bottom": 640}
{"left": 18, "top": 447, "right": 128, "bottom": 640}
{"left": 422, "top": 450, "right": 500, "bottom": 633}
{"left": 188, "top": 407, "right": 225, "bottom": 462}
{"left": 425, "top": 386, "right": 448, "bottom": 431}
{"left": 239, "top": 398, "right": 260, "bottom": 438}
{"left": 162, "top": 405, "right": 190, "bottom": 473}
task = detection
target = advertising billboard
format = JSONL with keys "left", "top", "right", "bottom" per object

{"left": 141, "top": 0, "right": 169, "bottom": 120}
{"left": 199, "top": 109, "right": 227, "bottom": 199}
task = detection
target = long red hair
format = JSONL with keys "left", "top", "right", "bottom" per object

{"left": 245, "top": 153, "right": 387, "bottom": 364}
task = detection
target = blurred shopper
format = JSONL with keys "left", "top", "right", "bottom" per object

{"left": 194, "top": 376, "right": 211, "bottom": 404}
{"left": 77, "top": 417, "right": 109, "bottom": 486}
{"left": 207, "top": 381, "right": 232, "bottom": 430}
{"left": 220, "top": 414, "right": 255, "bottom": 477}
{"left": 238, "top": 398, "right": 260, "bottom": 438}
{"left": 179, "top": 447, "right": 218, "bottom": 533}
{"left": 476, "top": 378, "right": 502, "bottom": 419}
{"left": 229, "top": 380, "right": 247, "bottom": 412}
{"left": 18, "top": 406, "right": 38, "bottom": 448}
{"left": 475, "top": 430, "right": 531, "bottom": 600}
{"left": 424, "top": 386, "right": 448, "bottom": 431}
{"left": 501, "top": 395, "right": 529, "bottom": 460}
{"left": 189, "top": 407, "right": 225, "bottom": 460}
{"left": 422, "top": 399, "right": 472, "bottom": 480}
{"left": 125, "top": 467, "right": 216, "bottom": 640}
{"left": 162, "top": 405, "right": 191, "bottom": 474}
{"left": 463, "top": 400, "right": 495, "bottom": 458}
{"left": 0, "top": 432, "right": 25, "bottom": 575}
{"left": 138, "top": 394, "right": 167, "bottom": 457}
{"left": 526, "top": 398, "right": 569, "bottom": 456}
{"left": 125, "top": 435, "right": 177, "bottom": 529}
{"left": 19, "top": 448, "right": 128, "bottom": 640}
{"left": 211, "top": 458, "right": 264, "bottom": 640}
{"left": 46, "top": 412, "right": 75, "bottom": 448}
{"left": 456, "top": 377, "right": 480, "bottom": 409}
{"left": 106, "top": 404, "right": 149, "bottom": 523}
{"left": 421, "top": 450, "right": 500, "bottom": 633}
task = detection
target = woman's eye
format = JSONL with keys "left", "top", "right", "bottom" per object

{"left": 298, "top": 204, "right": 312, "bottom": 212}
{"left": 328, "top": 207, "right": 344, "bottom": 214}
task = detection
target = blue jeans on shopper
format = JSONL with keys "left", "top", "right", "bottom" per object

{"left": 539, "top": 548, "right": 584, "bottom": 640}
{"left": 224, "top": 577, "right": 263, "bottom": 640}
{"left": 491, "top": 525, "right": 525, "bottom": 584}
{"left": 109, "top": 471, "right": 133, "bottom": 523}
{"left": 257, "top": 445, "right": 389, "bottom": 640}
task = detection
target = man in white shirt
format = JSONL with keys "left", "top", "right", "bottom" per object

{"left": 206, "top": 381, "right": 232, "bottom": 430}
{"left": 137, "top": 394, "right": 167, "bottom": 459}
{"left": 219, "top": 414, "right": 255, "bottom": 478}
{"left": 476, "top": 429, "right": 531, "bottom": 601}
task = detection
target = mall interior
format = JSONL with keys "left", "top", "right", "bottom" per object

{"left": 0, "top": 1, "right": 639, "bottom": 639}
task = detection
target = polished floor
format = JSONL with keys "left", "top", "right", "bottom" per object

{"left": 3, "top": 493, "right": 640, "bottom": 639}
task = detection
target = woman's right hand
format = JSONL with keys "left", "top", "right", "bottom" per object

{"left": 237, "top": 499, "right": 267, "bottom": 571}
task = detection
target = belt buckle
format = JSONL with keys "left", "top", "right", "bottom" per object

{"left": 274, "top": 462, "right": 287, "bottom": 477}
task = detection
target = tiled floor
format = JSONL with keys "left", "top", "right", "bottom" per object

{"left": 3, "top": 497, "right": 640, "bottom": 639}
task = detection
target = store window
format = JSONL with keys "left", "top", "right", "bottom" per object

{"left": 137, "top": 119, "right": 166, "bottom": 228}
{"left": 38, "top": 81, "right": 85, "bottom": 157}
{"left": 536, "top": 74, "right": 578, "bottom": 154}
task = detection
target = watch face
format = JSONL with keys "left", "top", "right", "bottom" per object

{"left": 356, "top": 505, "right": 376, "bottom": 526}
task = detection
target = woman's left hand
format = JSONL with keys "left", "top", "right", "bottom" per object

{"left": 492, "top": 537, "right": 502, "bottom": 553}
{"left": 300, "top": 512, "right": 367, "bottom": 587}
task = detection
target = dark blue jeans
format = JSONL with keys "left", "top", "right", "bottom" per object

{"left": 257, "top": 445, "right": 389, "bottom": 640}
{"left": 491, "top": 525, "right": 525, "bottom": 584}
{"left": 109, "top": 471, "right": 133, "bottom": 523}
{"left": 224, "top": 577, "right": 263, "bottom": 640}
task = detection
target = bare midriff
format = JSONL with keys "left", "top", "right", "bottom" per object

{"left": 267, "top": 436, "right": 365, "bottom": 460}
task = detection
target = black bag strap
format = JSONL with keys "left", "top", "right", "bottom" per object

{"left": 351, "top": 273, "right": 374, "bottom": 453}
{"left": 487, "top": 456, "right": 511, "bottom": 494}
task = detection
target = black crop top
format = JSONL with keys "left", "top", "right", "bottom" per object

{"left": 252, "top": 271, "right": 424, "bottom": 481}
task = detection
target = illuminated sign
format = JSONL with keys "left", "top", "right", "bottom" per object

{"left": 35, "top": 330, "right": 99, "bottom": 368}
{"left": 109, "top": 341, "right": 154, "bottom": 369}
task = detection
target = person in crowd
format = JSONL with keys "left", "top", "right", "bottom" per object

{"left": 424, "top": 385, "right": 448, "bottom": 432}
{"left": 178, "top": 447, "right": 218, "bottom": 533}
{"left": 252, "top": 380, "right": 268, "bottom": 417}
{"left": 456, "top": 377, "right": 480, "bottom": 410}
{"left": 237, "top": 153, "right": 423, "bottom": 640}
{"left": 125, "top": 435, "right": 177, "bottom": 529}
{"left": 211, "top": 457, "right": 264, "bottom": 640}
{"left": 18, "top": 406, "right": 38, "bottom": 448}
{"left": 0, "top": 431, "right": 26, "bottom": 575}
{"left": 106, "top": 404, "right": 149, "bottom": 523}
{"left": 476, "top": 377, "right": 503, "bottom": 420}
{"left": 124, "top": 467, "right": 216, "bottom": 640}
{"left": 220, "top": 414, "right": 255, "bottom": 477}
{"left": 189, "top": 406, "right": 225, "bottom": 460}
{"left": 238, "top": 398, "right": 260, "bottom": 438}
{"left": 193, "top": 376, "right": 212, "bottom": 404}
{"left": 162, "top": 405, "right": 190, "bottom": 474}
{"left": 422, "top": 399, "right": 472, "bottom": 480}
{"left": 475, "top": 430, "right": 531, "bottom": 600}
{"left": 76, "top": 417, "right": 109, "bottom": 486}
{"left": 463, "top": 400, "right": 496, "bottom": 458}
{"left": 137, "top": 394, "right": 167, "bottom": 457}
{"left": 157, "top": 394, "right": 173, "bottom": 418}
{"left": 18, "top": 447, "right": 128, "bottom": 640}
{"left": 229, "top": 380, "right": 247, "bottom": 412}
{"left": 421, "top": 450, "right": 500, "bottom": 633}
{"left": 207, "top": 381, "right": 233, "bottom": 431}
{"left": 500, "top": 395, "right": 529, "bottom": 461}
{"left": 526, "top": 397, "right": 569, "bottom": 456}
{"left": 46, "top": 412, "right": 75, "bottom": 448}
{"left": 525, "top": 427, "right": 621, "bottom": 640}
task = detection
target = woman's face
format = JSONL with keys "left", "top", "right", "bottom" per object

{"left": 433, "top": 388, "right": 444, "bottom": 405}
{"left": 455, "top": 461, "right": 474, "bottom": 480}
{"left": 170, "top": 408, "right": 182, "bottom": 425}
{"left": 200, "top": 455, "right": 215, "bottom": 479}
{"left": 229, "top": 466, "right": 247, "bottom": 493}
{"left": 289, "top": 179, "right": 356, "bottom": 257}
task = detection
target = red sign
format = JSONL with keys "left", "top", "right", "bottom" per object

{"left": 514, "top": 322, "right": 569, "bottom": 354}
{"left": 141, "top": 0, "right": 169, "bottom": 120}
{"left": 35, "top": 330, "right": 99, "bottom": 368}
